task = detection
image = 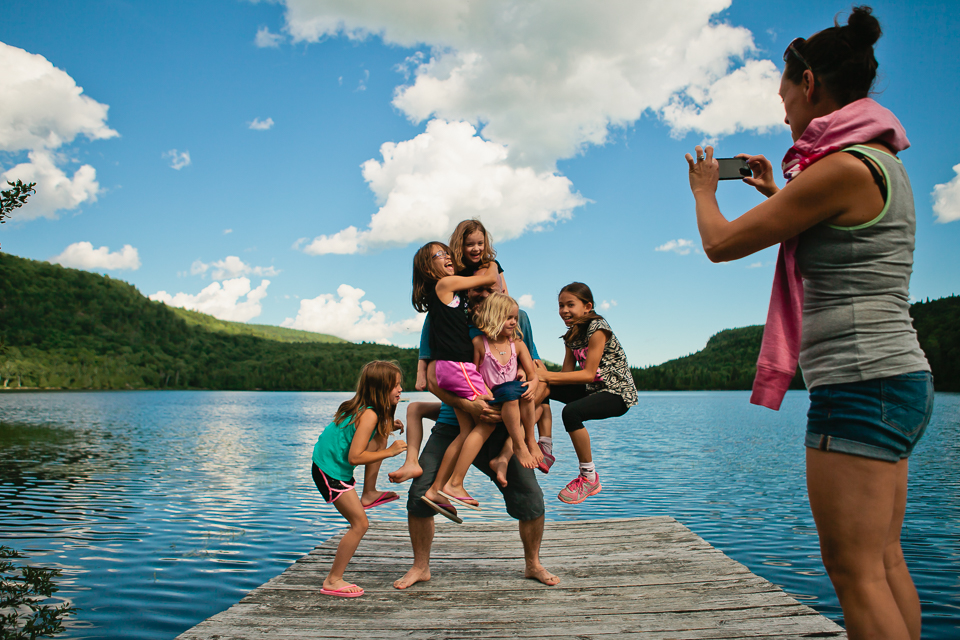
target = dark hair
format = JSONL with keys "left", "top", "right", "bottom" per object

{"left": 411, "top": 242, "right": 450, "bottom": 312}
{"left": 335, "top": 360, "right": 403, "bottom": 440}
{"left": 558, "top": 282, "right": 604, "bottom": 344}
{"left": 784, "top": 5, "right": 882, "bottom": 106}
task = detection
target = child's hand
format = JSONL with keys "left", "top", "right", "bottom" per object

{"left": 516, "top": 369, "right": 527, "bottom": 382}
{"left": 394, "top": 419, "right": 404, "bottom": 435}
{"left": 387, "top": 439, "right": 408, "bottom": 456}
{"left": 521, "top": 377, "right": 538, "bottom": 400}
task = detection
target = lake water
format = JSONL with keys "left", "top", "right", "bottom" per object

{"left": 1, "top": 390, "right": 957, "bottom": 639}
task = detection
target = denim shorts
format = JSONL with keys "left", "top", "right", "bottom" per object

{"left": 491, "top": 380, "right": 525, "bottom": 405}
{"left": 805, "top": 371, "right": 934, "bottom": 462}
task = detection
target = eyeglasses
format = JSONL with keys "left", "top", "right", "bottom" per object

{"left": 783, "top": 37, "right": 813, "bottom": 73}
{"left": 432, "top": 250, "right": 449, "bottom": 259}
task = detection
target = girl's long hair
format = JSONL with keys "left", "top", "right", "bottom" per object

{"left": 473, "top": 292, "right": 523, "bottom": 342}
{"left": 449, "top": 219, "right": 497, "bottom": 273}
{"left": 412, "top": 242, "right": 450, "bottom": 312}
{"left": 334, "top": 360, "right": 403, "bottom": 439}
{"left": 559, "top": 282, "right": 604, "bottom": 344}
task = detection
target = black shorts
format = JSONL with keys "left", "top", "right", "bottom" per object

{"left": 406, "top": 421, "right": 545, "bottom": 521}
{"left": 312, "top": 463, "right": 356, "bottom": 503}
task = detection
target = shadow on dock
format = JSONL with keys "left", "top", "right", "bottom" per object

{"left": 176, "top": 516, "right": 845, "bottom": 639}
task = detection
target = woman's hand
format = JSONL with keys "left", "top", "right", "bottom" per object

{"left": 736, "top": 153, "right": 780, "bottom": 198}
{"left": 534, "top": 360, "right": 552, "bottom": 385}
{"left": 686, "top": 145, "right": 718, "bottom": 196}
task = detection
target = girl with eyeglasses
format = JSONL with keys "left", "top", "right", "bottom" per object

{"left": 686, "top": 6, "right": 931, "bottom": 640}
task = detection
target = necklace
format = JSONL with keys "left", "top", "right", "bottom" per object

{"left": 492, "top": 339, "right": 509, "bottom": 356}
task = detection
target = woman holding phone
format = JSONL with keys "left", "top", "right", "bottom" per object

{"left": 686, "top": 7, "right": 932, "bottom": 640}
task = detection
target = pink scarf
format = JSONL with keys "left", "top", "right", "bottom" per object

{"left": 749, "top": 98, "right": 910, "bottom": 410}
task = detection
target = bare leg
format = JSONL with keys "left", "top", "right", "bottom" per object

{"left": 520, "top": 515, "right": 559, "bottom": 586}
{"left": 323, "top": 489, "right": 368, "bottom": 594}
{"left": 390, "top": 402, "right": 440, "bottom": 483}
{"left": 442, "top": 421, "right": 495, "bottom": 501}
{"left": 490, "top": 438, "right": 512, "bottom": 487}
{"left": 423, "top": 408, "right": 473, "bottom": 504}
{"left": 394, "top": 515, "right": 434, "bottom": 589}
{"left": 569, "top": 428, "right": 592, "bottom": 463}
{"left": 360, "top": 436, "right": 398, "bottom": 506}
{"left": 807, "top": 448, "right": 918, "bottom": 640}
{"left": 502, "top": 400, "right": 538, "bottom": 468}
{"left": 519, "top": 397, "right": 540, "bottom": 461}
{"left": 537, "top": 403, "right": 553, "bottom": 439}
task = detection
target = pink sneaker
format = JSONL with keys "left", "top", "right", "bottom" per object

{"left": 558, "top": 472, "right": 601, "bottom": 504}
{"left": 537, "top": 443, "right": 555, "bottom": 474}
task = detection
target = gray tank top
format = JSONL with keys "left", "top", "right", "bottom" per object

{"left": 795, "top": 144, "right": 930, "bottom": 389}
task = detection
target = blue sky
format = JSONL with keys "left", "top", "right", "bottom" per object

{"left": 2, "top": 0, "right": 958, "bottom": 366}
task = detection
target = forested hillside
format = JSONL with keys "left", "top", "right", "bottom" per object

{"left": 632, "top": 295, "right": 960, "bottom": 392}
{"left": 0, "top": 254, "right": 416, "bottom": 390}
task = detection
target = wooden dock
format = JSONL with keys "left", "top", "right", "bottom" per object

{"left": 176, "top": 516, "right": 846, "bottom": 639}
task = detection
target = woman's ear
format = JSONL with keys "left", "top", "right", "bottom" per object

{"left": 802, "top": 69, "right": 816, "bottom": 102}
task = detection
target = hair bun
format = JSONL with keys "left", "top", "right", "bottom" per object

{"left": 845, "top": 5, "right": 882, "bottom": 47}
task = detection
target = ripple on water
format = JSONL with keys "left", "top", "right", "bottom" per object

{"left": 0, "top": 390, "right": 958, "bottom": 640}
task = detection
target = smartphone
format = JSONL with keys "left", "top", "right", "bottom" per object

{"left": 717, "top": 157, "right": 750, "bottom": 180}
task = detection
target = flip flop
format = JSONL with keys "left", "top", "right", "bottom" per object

{"left": 420, "top": 497, "right": 463, "bottom": 524}
{"left": 437, "top": 490, "right": 482, "bottom": 511}
{"left": 320, "top": 583, "right": 364, "bottom": 598}
{"left": 362, "top": 491, "right": 399, "bottom": 509}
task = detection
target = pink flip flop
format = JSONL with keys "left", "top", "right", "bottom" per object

{"left": 420, "top": 497, "right": 463, "bottom": 524}
{"left": 320, "top": 583, "right": 364, "bottom": 597}
{"left": 362, "top": 492, "right": 399, "bottom": 510}
{"left": 437, "top": 490, "right": 481, "bottom": 511}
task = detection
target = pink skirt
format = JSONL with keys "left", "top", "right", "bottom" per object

{"left": 435, "top": 360, "right": 490, "bottom": 401}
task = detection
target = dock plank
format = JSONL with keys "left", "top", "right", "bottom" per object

{"left": 176, "top": 517, "right": 845, "bottom": 639}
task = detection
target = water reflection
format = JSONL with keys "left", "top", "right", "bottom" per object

{"left": 0, "top": 390, "right": 957, "bottom": 639}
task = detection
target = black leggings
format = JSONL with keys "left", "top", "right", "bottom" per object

{"left": 549, "top": 385, "right": 628, "bottom": 433}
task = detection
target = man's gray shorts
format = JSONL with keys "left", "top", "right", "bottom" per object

{"left": 406, "top": 420, "right": 545, "bottom": 521}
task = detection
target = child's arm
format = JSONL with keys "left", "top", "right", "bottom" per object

{"left": 417, "top": 313, "right": 432, "bottom": 391}
{"left": 538, "top": 330, "right": 608, "bottom": 385}
{"left": 498, "top": 272, "right": 509, "bottom": 296}
{"left": 348, "top": 409, "right": 406, "bottom": 466}
{"left": 435, "top": 261, "right": 498, "bottom": 301}
{"left": 473, "top": 335, "right": 485, "bottom": 369}
{"left": 516, "top": 341, "right": 538, "bottom": 400}
{"left": 416, "top": 359, "right": 429, "bottom": 391}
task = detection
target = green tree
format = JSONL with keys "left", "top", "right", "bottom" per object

{"left": 0, "top": 546, "right": 77, "bottom": 639}
{"left": 0, "top": 180, "right": 37, "bottom": 252}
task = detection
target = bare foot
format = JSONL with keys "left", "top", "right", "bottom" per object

{"left": 525, "top": 564, "right": 560, "bottom": 586}
{"left": 515, "top": 446, "right": 537, "bottom": 469}
{"left": 489, "top": 455, "right": 509, "bottom": 487}
{"left": 439, "top": 482, "right": 479, "bottom": 507}
{"left": 388, "top": 462, "right": 423, "bottom": 483}
{"left": 360, "top": 490, "right": 398, "bottom": 507}
{"left": 394, "top": 565, "right": 431, "bottom": 589}
{"left": 527, "top": 440, "right": 544, "bottom": 464}
{"left": 323, "top": 578, "right": 364, "bottom": 594}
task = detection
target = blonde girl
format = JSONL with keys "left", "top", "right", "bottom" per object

{"left": 438, "top": 293, "right": 541, "bottom": 508}
{"left": 535, "top": 283, "right": 638, "bottom": 505}
{"left": 310, "top": 361, "right": 407, "bottom": 597}
{"left": 449, "top": 218, "right": 508, "bottom": 294}
{"left": 411, "top": 241, "right": 498, "bottom": 515}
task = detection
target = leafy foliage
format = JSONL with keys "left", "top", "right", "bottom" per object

{"left": 169, "top": 307, "right": 346, "bottom": 343}
{"left": 0, "top": 181, "right": 36, "bottom": 225}
{"left": 0, "top": 254, "right": 417, "bottom": 391}
{"left": 0, "top": 546, "right": 76, "bottom": 640}
{"left": 633, "top": 297, "right": 959, "bottom": 392}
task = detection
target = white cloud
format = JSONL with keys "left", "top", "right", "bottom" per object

{"left": 281, "top": 1, "right": 786, "bottom": 255}
{"left": 163, "top": 149, "right": 191, "bottom": 170}
{"left": 190, "top": 256, "right": 280, "bottom": 280}
{"left": 223, "top": 228, "right": 233, "bottom": 235}
{"left": 655, "top": 238, "right": 697, "bottom": 255}
{"left": 282, "top": 283, "right": 425, "bottom": 343}
{"left": 598, "top": 299, "right": 618, "bottom": 311}
{"left": 517, "top": 294, "right": 534, "bottom": 309}
{"left": 248, "top": 117, "right": 275, "bottom": 130}
{"left": 747, "top": 261, "right": 764, "bottom": 268}
{"left": 255, "top": 26, "right": 285, "bottom": 48}
{"left": 0, "top": 42, "right": 116, "bottom": 220}
{"left": 50, "top": 242, "right": 141, "bottom": 271}
{"left": 301, "top": 120, "right": 586, "bottom": 255}
{"left": 932, "top": 163, "right": 960, "bottom": 223}
{"left": 150, "top": 277, "right": 270, "bottom": 323}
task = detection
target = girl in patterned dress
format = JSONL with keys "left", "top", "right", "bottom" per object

{"left": 535, "top": 282, "right": 638, "bottom": 504}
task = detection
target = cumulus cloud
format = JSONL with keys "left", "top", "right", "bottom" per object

{"left": 0, "top": 42, "right": 117, "bottom": 220}
{"left": 50, "top": 242, "right": 141, "bottom": 271}
{"left": 932, "top": 163, "right": 960, "bottom": 223}
{"left": 655, "top": 238, "right": 697, "bottom": 255}
{"left": 190, "top": 256, "right": 280, "bottom": 280}
{"left": 598, "top": 299, "right": 618, "bottom": 311}
{"left": 248, "top": 117, "right": 275, "bottom": 130}
{"left": 282, "top": 283, "right": 425, "bottom": 343}
{"left": 301, "top": 120, "right": 586, "bottom": 254}
{"left": 517, "top": 294, "right": 534, "bottom": 309}
{"left": 163, "top": 149, "right": 191, "bottom": 170}
{"left": 224, "top": 228, "right": 233, "bottom": 235}
{"left": 279, "top": 0, "right": 786, "bottom": 254}
{"left": 150, "top": 277, "right": 270, "bottom": 322}
{"left": 255, "top": 26, "right": 285, "bottom": 48}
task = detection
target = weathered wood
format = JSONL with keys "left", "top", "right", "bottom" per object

{"left": 176, "top": 517, "right": 845, "bottom": 640}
